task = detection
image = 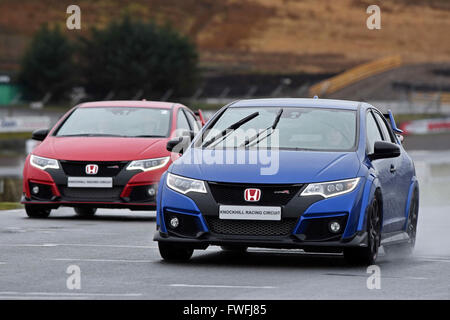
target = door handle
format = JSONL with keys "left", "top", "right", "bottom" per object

{"left": 390, "top": 164, "right": 396, "bottom": 173}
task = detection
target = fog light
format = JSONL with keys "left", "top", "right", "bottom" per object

{"left": 32, "top": 186, "right": 39, "bottom": 194}
{"left": 169, "top": 217, "right": 179, "bottom": 228}
{"left": 329, "top": 221, "right": 341, "bottom": 233}
{"left": 148, "top": 187, "right": 156, "bottom": 196}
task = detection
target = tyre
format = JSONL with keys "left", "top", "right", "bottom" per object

{"left": 158, "top": 242, "right": 193, "bottom": 261}
{"left": 344, "top": 197, "right": 381, "bottom": 265}
{"left": 221, "top": 245, "right": 248, "bottom": 253}
{"left": 25, "top": 204, "right": 51, "bottom": 218}
{"left": 74, "top": 207, "right": 97, "bottom": 217}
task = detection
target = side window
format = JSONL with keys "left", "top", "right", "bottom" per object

{"left": 373, "top": 112, "right": 394, "bottom": 143}
{"left": 183, "top": 109, "right": 200, "bottom": 133}
{"left": 366, "top": 112, "right": 383, "bottom": 154}
{"left": 176, "top": 109, "right": 191, "bottom": 132}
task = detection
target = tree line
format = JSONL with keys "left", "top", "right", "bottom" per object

{"left": 18, "top": 16, "right": 199, "bottom": 103}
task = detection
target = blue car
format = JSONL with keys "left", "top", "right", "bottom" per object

{"left": 154, "top": 98, "right": 419, "bottom": 265}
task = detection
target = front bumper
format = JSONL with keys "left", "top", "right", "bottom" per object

{"left": 21, "top": 195, "right": 156, "bottom": 210}
{"left": 154, "top": 230, "right": 368, "bottom": 250}
{"left": 155, "top": 173, "right": 369, "bottom": 249}
{"left": 21, "top": 159, "right": 167, "bottom": 210}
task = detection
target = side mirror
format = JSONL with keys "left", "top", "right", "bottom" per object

{"left": 369, "top": 141, "right": 400, "bottom": 160}
{"left": 166, "top": 136, "right": 191, "bottom": 154}
{"left": 31, "top": 128, "right": 49, "bottom": 141}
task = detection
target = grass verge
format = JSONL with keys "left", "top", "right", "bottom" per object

{"left": 0, "top": 202, "right": 23, "bottom": 210}
{"left": 0, "top": 132, "right": 32, "bottom": 140}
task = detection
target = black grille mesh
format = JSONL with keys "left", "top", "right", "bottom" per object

{"left": 206, "top": 217, "right": 297, "bottom": 236}
{"left": 59, "top": 187, "right": 122, "bottom": 201}
{"left": 60, "top": 161, "right": 128, "bottom": 177}
{"left": 208, "top": 182, "right": 303, "bottom": 206}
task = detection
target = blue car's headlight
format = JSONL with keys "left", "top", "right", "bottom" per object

{"left": 301, "top": 178, "right": 360, "bottom": 198}
{"left": 30, "top": 155, "right": 60, "bottom": 170}
{"left": 166, "top": 173, "right": 207, "bottom": 195}
{"left": 127, "top": 157, "right": 170, "bottom": 172}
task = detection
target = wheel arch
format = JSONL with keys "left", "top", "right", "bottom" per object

{"left": 357, "top": 175, "right": 384, "bottom": 232}
{"left": 403, "top": 177, "right": 419, "bottom": 230}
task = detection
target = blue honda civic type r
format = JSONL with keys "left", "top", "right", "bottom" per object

{"left": 154, "top": 98, "right": 419, "bottom": 265}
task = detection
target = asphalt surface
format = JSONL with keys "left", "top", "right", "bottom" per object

{"left": 1, "top": 150, "right": 449, "bottom": 300}
{"left": 0, "top": 203, "right": 449, "bottom": 300}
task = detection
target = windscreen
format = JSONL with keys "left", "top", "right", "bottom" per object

{"left": 55, "top": 107, "right": 171, "bottom": 138}
{"left": 199, "top": 107, "right": 357, "bottom": 151}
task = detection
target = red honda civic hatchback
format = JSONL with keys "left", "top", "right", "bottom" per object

{"left": 21, "top": 100, "right": 203, "bottom": 218}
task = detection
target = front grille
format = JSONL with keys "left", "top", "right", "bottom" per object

{"left": 205, "top": 217, "right": 297, "bottom": 237}
{"left": 60, "top": 161, "right": 128, "bottom": 177}
{"left": 208, "top": 182, "right": 303, "bottom": 206}
{"left": 59, "top": 187, "right": 123, "bottom": 201}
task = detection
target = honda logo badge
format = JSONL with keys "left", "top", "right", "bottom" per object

{"left": 244, "top": 188, "right": 261, "bottom": 202}
{"left": 85, "top": 164, "right": 98, "bottom": 175}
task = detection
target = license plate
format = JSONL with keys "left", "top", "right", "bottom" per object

{"left": 67, "top": 177, "right": 113, "bottom": 188}
{"left": 219, "top": 205, "right": 281, "bottom": 221}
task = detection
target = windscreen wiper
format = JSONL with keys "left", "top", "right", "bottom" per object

{"left": 201, "top": 111, "right": 259, "bottom": 148}
{"left": 133, "top": 135, "right": 165, "bottom": 138}
{"left": 241, "top": 108, "right": 283, "bottom": 148}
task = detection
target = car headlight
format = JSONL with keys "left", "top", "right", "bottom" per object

{"left": 166, "top": 173, "right": 207, "bottom": 194}
{"left": 301, "top": 178, "right": 360, "bottom": 198}
{"left": 127, "top": 157, "right": 170, "bottom": 172}
{"left": 30, "top": 155, "right": 60, "bottom": 170}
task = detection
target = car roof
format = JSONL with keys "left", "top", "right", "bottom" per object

{"left": 76, "top": 100, "right": 176, "bottom": 109}
{"left": 229, "top": 98, "right": 363, "bottom": 110}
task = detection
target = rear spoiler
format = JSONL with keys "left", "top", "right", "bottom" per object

{"left": 383, "top": 110, "right": 403, "bottom": 134}
{"left": 194, "top": 109, "right": 206, "bottom": 126}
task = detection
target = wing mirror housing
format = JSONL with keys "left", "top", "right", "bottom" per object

{"left": 31, "top": 128, "right": 49, "bottom": 141}
{"left": 166, "top": 136, "right": 191, "bottom": 154}
{"left": 369, "top": 141, "right": 401, "bottom": 160}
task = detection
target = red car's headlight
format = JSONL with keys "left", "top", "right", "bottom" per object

{"left": 30, "top": 155, "right": 60, "bottom": 170}
{"left": 126, "top": 156, "right": 170, "bottom": 172}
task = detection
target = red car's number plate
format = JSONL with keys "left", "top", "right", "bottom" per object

{"left": 67, "top": 177, "right": 113, "bottom": 188}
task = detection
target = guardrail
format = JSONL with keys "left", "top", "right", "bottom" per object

{"left": 400, "top": 117, "right": 450, "bottom": 135}
{"left": 309, "top": 55, "right": 403, "bottom": 97}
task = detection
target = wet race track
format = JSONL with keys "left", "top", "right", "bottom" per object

{"left": 0, "top": 151, "right": 449, "bottom": 300}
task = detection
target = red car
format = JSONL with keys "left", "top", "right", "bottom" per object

{"left": 21, "top": 100, "right": 203, "bottom": 218}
